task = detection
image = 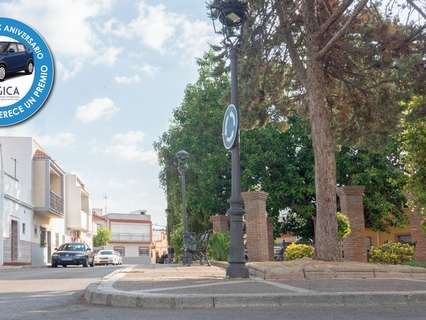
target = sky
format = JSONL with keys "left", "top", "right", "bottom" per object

{"left": 0, "top": 0, "right": 219, "bottom": 227}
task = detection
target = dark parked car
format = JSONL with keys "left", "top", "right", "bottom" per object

{"left": 51, "top": 243, "right": 95, "bottom": 268}
{"left": 0, "top": 42, "right": 34, "bottom": 81}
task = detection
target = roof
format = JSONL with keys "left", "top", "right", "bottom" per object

{"left": 33, "top": 149, "right": 51, "bottom": 160}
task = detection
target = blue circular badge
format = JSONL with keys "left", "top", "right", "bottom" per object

{"left": 222, "top": 104, "right": 239, "bottom": 150}
{"left": 0, "top": 17, "right": 54, "bottom": 126}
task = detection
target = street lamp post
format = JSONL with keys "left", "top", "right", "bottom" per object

{"left": 209, "top": 0, "right": 249, "bottom": 278}
{"left": 176, "top": 150, "right": 192, "bottom": 266}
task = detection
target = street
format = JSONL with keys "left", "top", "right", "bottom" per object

{"left": 0, "top": 266, "right": 425, "bottom": 320}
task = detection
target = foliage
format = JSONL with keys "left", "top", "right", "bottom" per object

{"left": 154, "top": 52, "right": 231, "bottom": 236}
{"left": 421, "top": 220, "right": 426, "bottom": 235}
{"left": 336, "top": 142, "right": 408, "bottom": 231}
{"left": 405, "top": 260, "right": 426, "bottom": 269}
{"left": 208, "top": 232, "right": 230, "bottom": 261}
{"left": 93, "top": 227, "right": 111, "bottom": 247}
{"left": 369, "top": 242, "right": 414, "bottom": 264}
{"left": 399, "top": 96, "right": 426, "bottom": 210}
{"left": 170, "top": 224, "right": 183, "bottom": 261}
{"left": 336, "top": 212, "right": 351, "bottom": 240}
{"left": 284, "top": 243, "right": 315, "bottom": 260}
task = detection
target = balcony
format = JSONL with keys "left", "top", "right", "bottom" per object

{"left": 111, "top": 233, "right": 151, "bottom": 242}
{"left": 50, "top": 191, "right": 64, "bottom": 215}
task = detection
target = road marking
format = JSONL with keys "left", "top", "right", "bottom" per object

{"left": 255, "top": 279, "right": 317, "bottom": 293}
{"left": 135, "top": 280, "right": 252, "bottom": 293}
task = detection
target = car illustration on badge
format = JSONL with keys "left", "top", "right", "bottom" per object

{"left": 0, "top": 41, "right": 34, "bottom": 82}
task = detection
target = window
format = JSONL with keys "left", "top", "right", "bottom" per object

{"left": 22, "top": 223, "right": 26, "bottom": 235}
{"left": 397, "top": 235, "right": 412, "bottom": 244}
{"left": 7, "top": 43, "right": 17, "bottom": 53}
{"left": 62, "top": 235, "right": 65, "bottom": 244}
{"left": 17, "top": 44, "right": 25, "bottom": 52}
{"left": 55, "top": 233, "right": 60, "bottom": 248}
{"left": 40, "top": 227, "right": 47, "bottom": 247}
{"left": 34, "top": 226, "right": 38, "bottom": 236}
{"left": 113, "top": 246, "right": 125, "bottom": 257}
{"left": 139, "top": 247, "right": 149, "bottom": 256}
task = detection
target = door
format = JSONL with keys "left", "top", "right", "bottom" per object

{"left": 47, "top": 231, "right": 52, "bottom": 263}
{"left": 5, "top": 43, "right": 20, "bottom": 72}
{"left": 11, "top": 220, "right": 18, "bottom": 261}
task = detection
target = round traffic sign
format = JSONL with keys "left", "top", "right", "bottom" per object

{"left": 222, "top": 104, "right": 239, "bottom": 150}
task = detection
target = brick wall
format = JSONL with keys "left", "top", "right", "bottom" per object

{"left": 242, "top": 191, "right": 273, "bottom": 262}
{"left": 209, "top": 215, "right": 229, "bottom": 233}
{"left": 337, "top": 186, "right": 367, "bottom": 262}
{"left": 408, "top": 208, "right": 426, "bottom": 261}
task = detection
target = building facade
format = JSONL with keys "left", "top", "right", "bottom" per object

{"left": 0, "top": 137, "right": 93, "bottom": 266}
{"left": 92, "top": 209, "right": 153, "bottom": 264}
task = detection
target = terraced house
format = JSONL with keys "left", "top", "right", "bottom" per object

{"left": 0, "top": 137, "right": 93, "bottom": 266}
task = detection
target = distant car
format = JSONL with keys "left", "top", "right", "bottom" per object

{"left": 0, "top": 41, "right": 34, "bottom": 81}
{"left": 94, "top": 250, "right": 122, "bottom": 265}
{"left": 51, "top": 243, "right": 94, "bottom": 268}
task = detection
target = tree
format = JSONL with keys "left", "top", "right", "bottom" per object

{"left": 229, "top": 0, "right": 426, "bottom": 260}
{"left": 399, "top": 96, "right": 426, "bottom": 211}
{"left": 154, "top": 52, "right": 231, "bottom": 235}
{"left": 93, "top": 227, "right": 112, "bottom": 247}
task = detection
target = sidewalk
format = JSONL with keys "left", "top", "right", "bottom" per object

{"left": 84, "top": 263, "right": 426, "bottom": 309}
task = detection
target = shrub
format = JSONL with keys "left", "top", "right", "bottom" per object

{"left": 369, "top": 242, "right": 414, "bottom": 264}
{"left": 208, "top": 232, "right": 230, "bottom": 261}
{"left": 337, "top": 212, "right": 351, "bottom": 240}
{"left": 285, "top": 243, "right": 315, "bottom": 260}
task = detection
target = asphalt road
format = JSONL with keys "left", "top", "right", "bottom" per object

{"left": 0, "top": 266, "right": 425, "bottom": 320}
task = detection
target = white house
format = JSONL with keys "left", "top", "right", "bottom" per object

{"left": 65, "top": 174, "right": 93, "bottom": 247}
{"left": 0, "top": 137, "right": 34, "bottom": 266}
{"left": 0, "top": 137, "right": 93, "bottom": 266}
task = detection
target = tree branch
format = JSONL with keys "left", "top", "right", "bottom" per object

{"left": 319, "top": 0, "right": 355, "bottom": 34}
{"left": 316, "top": 0, "right": 369, "bottom": 60}
{"left": 407, "top": 0, "right": 426, "bottom": 20}
{"left": 276, "top": 2, "right": 307, "bottom": 84}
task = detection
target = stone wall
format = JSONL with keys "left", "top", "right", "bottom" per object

{"left": 242, "top": 191, "right": 273, "bottom": 262}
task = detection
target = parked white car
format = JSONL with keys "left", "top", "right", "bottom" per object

{"left": 94, "top": 250, "right": 122, "bottom": 265}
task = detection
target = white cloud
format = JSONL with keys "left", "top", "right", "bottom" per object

{"left": 139, "top": 64, "right": 160, "bottom": 77}
{"left": 114, "top": 74, "right": 141, "bottom": 84}
{"left": 0, "top": 0, "right": 119, "bottom": 80}
{"left": 37, "top": 132, "right": 76, "bottom": 147}
{"left": 105, "top": 131, "right": 157, "bottom": 164}
{"left": 76, "top": 97, "right": 120, "bottom": 123}
{"left": 0, "top": 124, "right": 76, "bottom": 148}
{"left": 94, "top": 46, "right": 123, "bottom": 65}
{"left": 104, "top": 0, "right": 218, "bottom": 61}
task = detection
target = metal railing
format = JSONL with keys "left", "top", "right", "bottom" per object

{"left": 50, "top": 191, "right": 64, "bottom": 215}
{"left": 111, "top": 233, "right": 150, "bottom": 242}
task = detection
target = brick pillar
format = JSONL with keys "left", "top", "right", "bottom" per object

{"left": 242, "top": 191, "right": 273, "bottom": 262}
{"left": 337, "top": 186, "right": 367, "bottom": 262}
{"left": 408, "top": 208, "right": 426, "bottom": 261}
{"left": 209, "top": 215, "right": 229, "bottom": 233}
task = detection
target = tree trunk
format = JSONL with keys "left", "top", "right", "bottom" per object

{"left": 306, "top": 57, "right": 340, "bottom": 261}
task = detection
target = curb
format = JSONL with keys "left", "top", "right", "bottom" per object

{"left": 84, "top": 284, "right": 426, "bottom": 309}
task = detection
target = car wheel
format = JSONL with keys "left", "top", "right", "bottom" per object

{"left": 83, "top": 258, "right": 89, "bottom": 268}
{"left": 0, "top": 65, "right": 6, "bottom": 81}
{"left": 62, "top": 265, "right": 67, "bottom": 268}
{"left": 25, "top": 61, "right": 34, "bottom": 74}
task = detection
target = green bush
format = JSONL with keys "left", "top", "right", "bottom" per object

{"left": 337, "top": 212, "right": 351, "bottom": 240}
{"left": 421, "top": 219, "right": 426, "bottom": 235}
{"left": 93, "top": 227, "right": 111, "bottom": 247}
{"left": 369, "top": 242, "right": 414, "bottom": 264}
{"left": 208, "top": 232, "right": 230, "bottom": 261}
{"left": 170, "top": 224, "right": 183, "bottom": 262}
{"left": 285, "top": 243, "right": 315, "bottom": 260}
